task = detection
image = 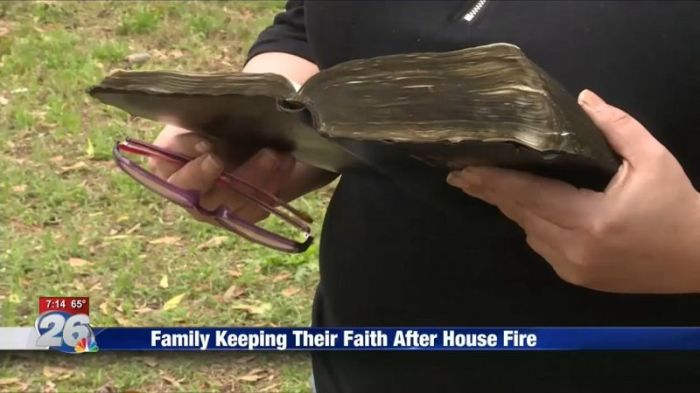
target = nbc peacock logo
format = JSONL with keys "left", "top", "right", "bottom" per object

{"left": 74, "top": 335, "right": 99, "bottom": 353}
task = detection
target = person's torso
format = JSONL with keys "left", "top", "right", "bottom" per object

{"left": 301, "top": 1, "right": 700, "bottom": 391}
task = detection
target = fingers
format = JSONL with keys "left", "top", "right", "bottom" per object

{"left": 229, "top": 148, "right": 292, "bottom": 200}
{"left": 150, "top": 126, "right": 212, "bottom": 179}
{"left": 231, "top": 150, "right": 295, "bottom": 220}
{"left": 447, "top": 166, "right": 599, "bottom": 228}
{"left": 167, "top": 153, "right": 224, "bottom": 194}
{"left": 149, "top": 123, "right": 295, "bottom": 225}
{"left": 192, "top": 148, "right": 294, "bottom": 223}
{"left": 245, "top": 150, "right": 295, "bottom": 200}
{"left": 165, "top": 153, "right": 225, "bottom": 223}
{"left": 578, "top": 89, "right": 666, "bottom": 165}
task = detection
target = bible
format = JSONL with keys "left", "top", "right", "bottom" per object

{"left": 89, "top": 43, "right": 620, "bottom": 194}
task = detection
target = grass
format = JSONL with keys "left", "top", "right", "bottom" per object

{"left": 0, "top": 1, "right": 328, "bottom": 392}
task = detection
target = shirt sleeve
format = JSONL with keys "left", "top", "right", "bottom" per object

{"left": 246, "top": 0, "right": 315, "bottom": 64}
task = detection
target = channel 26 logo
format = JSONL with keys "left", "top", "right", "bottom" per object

{"left": 35, "top": 297, "right": 98, "bottom": 353}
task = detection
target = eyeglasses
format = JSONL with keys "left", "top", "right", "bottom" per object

{"left": 113, "top": 138, "right": 313, "bottom": 253}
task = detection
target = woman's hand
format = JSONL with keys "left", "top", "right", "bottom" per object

{"left": 149, "top": 125, "right": 295, "bottom": 224}
{"left": 447, "top": 89, "right": 700, "bottom": 294}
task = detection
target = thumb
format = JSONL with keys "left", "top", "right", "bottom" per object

{"left": 578, "top": 89, "right": 664, "bottom": 164}
{"left": 167, "top": 153, "right": 224, "bottom": 193}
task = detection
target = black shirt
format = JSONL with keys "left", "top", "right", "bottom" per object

{"left": 249, "top": 1, "right": 700, "bottom": 392}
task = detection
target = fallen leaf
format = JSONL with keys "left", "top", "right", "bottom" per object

{"left": 108, "top": 228, "right": 118, "bottom": 236}
{"left": 197, "top": 235, "right": 228, "bottom": 250}
{"left": 31, "top": 110, "right": 47, "bottom": 119}
{"left": 59, "top": 161, "right": 88, "bottom": 174}
{"left": 162, "top": 293, "right": 186, "bottom": 311}
{"left": 260, "top": 383, "right": 280, "bottom": 393}
{"left": 134, "top": 306, "right": 155, "bottom": 314}
{"left": 126, "top": 52, "right": 151, "bottom": 65}
{"left": 238, "top": 376, "right": 262, "bottom": 383}
{"left": 86, "top": 138, "right": 95, "bottom": 158}
{"left": 11, "top": 87, "right": 28, "bottom": 94}
{"left": 125, "top": 223, "right": 141, "bottom": 234}
{"left": 116, "top": 215, "right": 129, "bottom": 222}
{"left": 232, "top": 303, "right": 271, "bottom": 315}
{"left": 0, "top": 27, "right": 9, "bottom": 38}
{"left": 140, "top": 356, "right": 157, "bottom": 367}
{"left": 170, "top": 49, "right": 184, "bottom": 59}
{"left": 115, "top": 315, "right": 133, "bottom": 326}
{"left": 159, "top": 274, "right": 169, "bottom": 288}
{"left": 12, "top": 184, "right": 27, "bottom": 193}
{"left": 42, "top": 366, "right": 74, "bottom": 380}
{"left": 223, "top": 284, "right": 244, "bottom": 301}
{"left": 0, "top": 95, "right": 8, "bottom": 105}
{"left": 43, "top": 380, "right": 57, "bottom": 393}
{"left": 228, "top": 268, "right": 242, "bottom": 277}
{"left": 237, "top": 355, "right": 255, "bottom": 363}
{"left": 99, "top": 302, "right": 109, "bottom": 314}
{"left": 73, "top": 279, "right": 86, "bottom": 291}
{"left": 272, "top": 272, "right": 291, "bottom": 283}
{"left": 95, "top": 384, "right": 118, "bottom": 393}
{"left": 151, "top": 49, "right": 166, "bottom": 59}
{"left": 49, "top": 155, "right": 63, "bottom": 163}
{"left": 281, "top": 287, "right": 300, "bottom": 297}
{"left": 67, "top": 257, "right": 92, "bottom": 268}
{"left": 162, "top": 375, "right": 182, "bottom": 387}
{"left": 149, "top": 236, "right": 181, "bottom": 245}
{"left": 102, "top": 235, "right": 128, "bottom": 241}
{"left": 238, "top": 368, "right": 266, "bottom": 382}
{"left": 0, "top": 378, "right": 20, "bottom": 386}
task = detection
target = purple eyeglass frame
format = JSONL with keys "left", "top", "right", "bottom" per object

{"left": 113, "top": 138, "right": 313, "bottom": 253}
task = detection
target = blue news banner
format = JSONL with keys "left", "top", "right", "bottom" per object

{"left": 89, "top": 327, "right": 700, "bottom": 351}
{"left": 23, "top": 297, "right": 700, "bottom": 353}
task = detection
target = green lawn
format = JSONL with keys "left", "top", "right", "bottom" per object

{"left": 0, "top": 2, "right": 327, "bottom": 392}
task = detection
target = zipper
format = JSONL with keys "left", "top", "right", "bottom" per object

{"left": 462, "top": 0, "right": 489, "bottom": 23}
